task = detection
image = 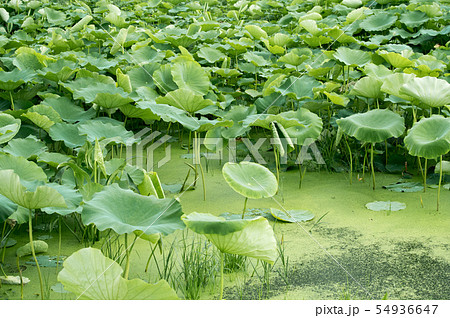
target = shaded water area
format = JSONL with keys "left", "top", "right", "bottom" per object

{"left": 1, "top": 146, "right": 449, "bottom": 300}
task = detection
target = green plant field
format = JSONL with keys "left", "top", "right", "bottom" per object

{"left": 0, "top": 0, "right": 449, "bottom": 300}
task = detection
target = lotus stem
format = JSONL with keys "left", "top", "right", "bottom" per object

{"left": 437, "top": 155, "right": 443, "bottom": 211}
{"left": 124, "top": 233, "right": 130, "bottom": 279}
{"left": 9, "top": 91, "right": 14, "bottom": 111}
{"left": 0, "top": 262, "right": 6, "bottom": 277}
{"left": 194, "top": 131, "right": 206, "bottom": 200}
{"left": 220, "top": 252, "right": 224, "bottom": 300}
{"left": 344, "top": 137, "right": 352, "bottom": 185}
{"left": 423, "top": 158, "right": 427, "bottom": 192}
{"left": 56, "top": 216, "right": 62, "bottom": 272}
{"left": 29, "top": 209, "right": 44, "bottom": 300}
{"left": 242, "top": 197, "right": 248, "bottom": 219}
{"left": 371, "top": 143, "right": 375, "bottom": 190}
{"left": 1, "top": 221, "right": 7, "bottom": 263}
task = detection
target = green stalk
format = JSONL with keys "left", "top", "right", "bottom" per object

{"left": 124, "top": 233, "right": 130, "bottom": 279}
{"left": 371, "top": 143, "right": 375, "bottom": 190}
{"left": 423, "top": 158, "right": 427, "bottom": 193}
{"left": 344, "top": 137, "right": 352, "bottom": 185}
{"left": 29, "top": 209, "right": 44, "bottom": 300}
{"left": 220, "top": 252, "right": 224, "bottom": 300}
{"left": 56, "top": 216, "right": 62, "bottom": 272}
{"left": 437, "top": 155, "right": 443, "bottom": 211}
{"left": 242, "top": 197, "right": 248, "bottom": 219}
{"left": 9, "top": 91, "right": 14, "bottom": 111}
{"left": 1, "top": 221, "right": 7, "bottom": 263}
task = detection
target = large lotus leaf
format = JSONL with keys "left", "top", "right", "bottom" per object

{"left": 22, "top": 104, "right": 62, "bottom": 131}
{"left": 13, "top": 47, "right": 54, "bottom": 71}
{"left": 0, "top": 170, "right": 66, "bottom": 210}
{"left": 37, "top": 152, "right": 72, "bottom": 168}
{"left": 124, "top": 279, "right": 179, "bottom": 300}
{"left": 363, "top": 63, "right": 393, "bottom": 80}
{"left": 58, "top": 247, "right": 126, "bottom": 300}
{"left": 196, "top": 118, "right": 233, "bottom": 133}
{"left": 171, "top": 61, "right": 210, "bottom": 95}
{"left": 360, "top": 13, "right": 397, "bottom": 32}
{"left": 82, "top": 184, "right": 185, "bottom": 236}
{"left": 0, "top": 113, "right": 21, "bottom": 144}
{"left": 414, "top": 55, "right": 446, "bottom": 74}
{"left": 0, "top": 69, "right": 35, "bottom": 90}
{"left": 49, "top": 122, "right": 87, "bottom": 148}
{"left": 2, "top": 135, "right": 47, "bottom": 159}
{"left": 0, "top": 194, "right": 17, "bottom": 223}
{"left": 242, "top": 113, "right": 305, "bottom": 130}
{"left": 37, "top": 60, "right": 78, "bottom": 82}
{"left": 243, "top": 52, "right": 271, "bottom": 67}
{"left": 333, "top": 47, "right": 371, "bottom": 67}
{"left": 76, "top": 82, "right": 133, "bottom": 109}
{"left": 350, "top": 76, "right": 384, "bottom": 99}
{"left": 221, "top": 105, "right": 256, "bottom": 139}
{"left": 336, "top": 109, "right": 405, "bottom": 144}
{"left": 400, "top": 11, "right": 428, "bottom": 28}
{"left": 183, "top": 213, "right": 277, "bottom": 263}
{"left": 41, "top": 96, "right": 95, "bottom": 123}
{"left": 155, "top": 88, "right": 214, "bottom": 114}
{"left": 222, "top": 161, "right": 277, "bottom": 199}
{"left": 129, "top": 46, "right": 164, "bottom": 66}
{"left": 0, "top": 153, "right": 47, "bottom": 182}
{"left": 378, "top": 50, "right": 414, "bottom": 68}
{"left": 77, "top": 121, "right": 135, "bottom": 146}
{"left": 44, "top": 8, "right": 66, "bottom": 25}
{"left": 277, "top": 52, "right": 307, "bottom": 67}
{"left": 244, "top": 25, "right": 268, "bottom": 39}
{"left": 197, "top": 47, "right": 226, "bottom": 63}
{"left": 435, "top": 161, "right": 450, "bottom": 174}
{"left": 136, "top": 101, "right": 200, "bottom": 131}
{"left": 58, "top": 248, "right": 178, "bottom": 300}
{"left": 78, "top": 55, "right": 118, "bottom": 72}
{"left": 284, "top": 108, "right": 323, "bottom": 145}
{"left": 127, "top": 63, "right": 159, "bottom": 90}
{"left": 380, "top": 73, "right": 415, "bottom": 101}
{"left": 41, "top": 183, "right": 82, "bottom": 216}
{"left": 399, "top": 76, "right": 450, "bottom": 109}
{"left": 274, "top": 75, "right": 322, "bottom": 100}
{"left": 417, "top": 3, "right": 443, "bottom": 18}
{"left": 324, "top": 92, "right": 349, "bottom": 107}
{"left": 404, "top": 115, "right": 450, "bottom": 159}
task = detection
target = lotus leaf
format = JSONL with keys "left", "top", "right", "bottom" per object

{"left": 336, "top": 109, "right": 405, "bottom": 144}
{"left": 350, "top": 76, "right": 383, "bottom": 99}
{"left": 0, "top": 194, "right": 17, "bottom": 223}
{"left": 404, "top": 116, "right": 450, "bottom": 160}
{"left": 77, "top": 121, "right": 136, "bottom": 146}
{"left": 49, "top": 122, "right": 87, "bottom": 148}
{"left": 333, "top": 47, "right": 371, "bottom": 67}
{"left": 365, "top": 201, "right": 406, "bottom": 212}
{"left": 16, "top": 240, "right": 48, "bottom": 258}
{"left": 270, "top": 208, "right": 314, "bottom": 223}
{"left": 382, "top": 182, "right": 424, "bottom": 193}
{"left": 0, "top": 170, "right": 66, "bottom": 210}
{"left": 222, "top": 161, "right": 277, "bottom": 199}
{"left": 360, "top": 13, "right": 397, "bottom": 32}
{"left": 182, "top": 212, "right": 277, "bottom": 263}
{"left": 399, "top": 76, "right": 450, "bottom": 109}
{"left": 0, "top": 153, "right": 47, "bottom": 182}
{"left": 41, "top": 96, "right": 95, "bottom": 123}
{"left": 82, "top": 184, "right": 185, "bottom": 236}
{"left": 155, "top": 88, "right": 214, "bottom": 114}
{"left": 0, "top": 113, "right": 21, "bottom": 144}
{"left": 2, "top": 135, "right": 47, "bottom": 159}
{"left": 171, "top": 61, "right": 210, "bottom": 95}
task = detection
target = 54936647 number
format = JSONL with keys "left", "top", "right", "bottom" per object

{"left": 375, "top": 305, "right": 438, "bottom": 315}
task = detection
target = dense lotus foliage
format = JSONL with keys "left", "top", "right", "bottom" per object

{"left": 0, "top": 0, "right": 449, "bottom": 300}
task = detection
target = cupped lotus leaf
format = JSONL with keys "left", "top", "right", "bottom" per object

{"left": 129, "top": 46, "right": 164, "bottom": 66}
{"left": 0, "top": 194, "right": 17, "bottom": 223}
{"left": 336, "top": 109, "right": 405, "bottom": 144}
{"left": 328, "top": 28, "right": 357, "bottom": 44}
{"left": 363, "top": 63, "right": 393, "bottom": 80}
{"left": 404, "top": 115, "right": 450, "bottom": 160}
{"left": 58, "top": 247, "right": 126, "bottom": 300}
{"left": 110, "top": 28, "right": 128, "bottom": 55}
{"left": 366, "top": 201, "right": 406, "bottom": 212}
{"left": 2, "top": 135, "right": 47, "bottom": 159}
{"left": 70, "top": 15, "right": 93, "bottom": 32}
{"left": 171, "top": 61, "right": 210, "bottom": 95}
{"left": 0, "top": 69, "right": 35, "bottom": 90}
{"left": 182, "top": 213, "right": 277, "bottom": 263}
{"left": 0, "top": 153, "right": 47, "bottom": 182}
{"left": 127, "top": 63, "right": 159, "bottom": 90}
{"left": 214, "top": 68, "right": 241, "bottom": 78}
{"left": 82, "top": 184, "right": 185, "bottom": 236}
{"left": 71, "top": 82, "right": 133, "bottom": 109}
{"left": 242, "top": 113, "right": 304, "bottom": 130}
{"left": 284, "top": 108, "right": 323, "bottom": 146}
{"left": 0, "top": 113, "right": 21, "bottom": 144}
{"left": 196, "top": 118, "right": 233, "bottom": 133}
{"left": 275, "top": 75, "right": 322, "bottom": 100}
{"left": 77, "top": 121, "right": 135, "bottom": 146}
{"left": 244, "top": 25, "right": 268, "bottom": 39}
{"left": 378, "top": 50, "right": 414, "bottom": 68}
{"left": 49, "top": 122, "right": 87, "bottom": 148}
{"left": 414, "top": 55, "right": 446, "bottom": 73}
{"left": 22, "top": 104, "right": 62, "bottom": 131}
{"left": 333, "top": 47, "right": 371, "bottom": 67}
{"left": 41, "top": 96, "right": 96, "bottom": 123}
{"left": 300, "top": 20, "right": 320, "bottom": 36}
{"left": 380, "top": 73, "right": 415, "bottom": 101}
{"left": 350, "top": 76, "right": 383, "bottom": 99}
{"left": 58, "top": 248, "right": 178, "bottom": 300}
{"left": 221, "top": 105, "right": 256, "bottom": 139}
{"left": 435, "top": 161, "right": 450, "bottom": 174}
{"left": 8, "top": 206, "right": 30, "bottom": 224}
{"left": 155, "top": 88, "right": 214, "bottom": 114}
{"left": 0, "top": 170, "right": 66, "bottom": 210}
{"left": 346, "top": 7, "right": 368, "bottom": 23}
{"left": 417, "top": 3, "right": 442, "bottom": 18}
{"left": 342, "top": 0, "right": 362, "bottom": 8}
{"left": 270, "top": 208, "right": 314, "bottom": 223}
{"left": 399, "top": 76, "right": 450, "bottom": 109}
{"left": 44, "top": 8, "right": 66, "bottom": 25}
{"left": 16, "top": 240, "right": 48, "bottom": 258}
{"left": 222, "top": 161, "right": 278, "bottom": 199}
{"left": 153, "top": 64, "right": 178, "bottom": 93}
{"left": 360, "top": 13, "right": 397, "bottom": 32}
{"left": 400, "top": 11, "right": 428, "bottom": 28}
{"left": 41, "top": 183, "right": 82, "bottom": 215}
{"left": 197, "top": 47, "right": 226, "bottom": 63}
{"left": 324, "top": 92, "right": 349, "bottom": 107}
{"left": 277, "top": 52, "right": 307, "bottom": 67}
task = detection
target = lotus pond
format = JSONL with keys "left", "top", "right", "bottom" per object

{"left": 0, "top": 0, "right": 449, "bottom": 301}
